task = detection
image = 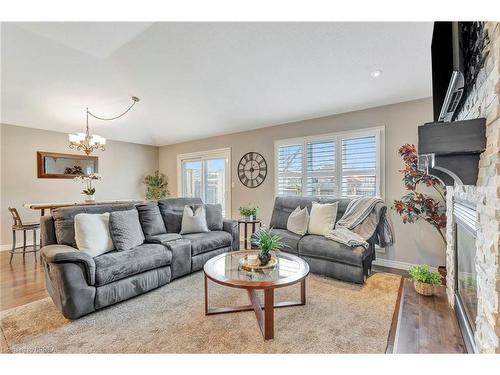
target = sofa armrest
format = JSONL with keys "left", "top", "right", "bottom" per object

{"left": 223, "top": 219, "right": 240, "bottom": 251}
{"left": 41, "top": 245, "right": 96, "bottom": 285}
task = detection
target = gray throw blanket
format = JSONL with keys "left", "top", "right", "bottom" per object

{"left": 325, "top": 197, "right": 393, "bottom": 248}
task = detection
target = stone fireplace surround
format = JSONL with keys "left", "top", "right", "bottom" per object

{"left": 445, "top": 22, "right": 500, "bottom": 353}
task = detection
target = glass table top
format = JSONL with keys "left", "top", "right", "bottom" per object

{"left": 204, "top": 250, "right": 309, "bottom": 288}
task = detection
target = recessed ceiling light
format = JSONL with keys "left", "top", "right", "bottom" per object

{"left": 370, "top": 70, "right": 382, "bottom": 78}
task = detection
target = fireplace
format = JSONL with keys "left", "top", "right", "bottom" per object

{"left": 453, "top": 199, "right": 478, "bottom": 353}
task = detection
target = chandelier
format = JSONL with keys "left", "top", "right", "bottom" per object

{"left": 69, "top": 96, "right": 140, "bottom": 155}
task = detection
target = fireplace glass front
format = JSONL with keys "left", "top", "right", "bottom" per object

{"left": 456, "top": 222, "right": 478, "bottom": 331}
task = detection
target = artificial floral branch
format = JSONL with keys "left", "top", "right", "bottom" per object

{"left": 392, "top": 144, "right": 447, "bottom": 245}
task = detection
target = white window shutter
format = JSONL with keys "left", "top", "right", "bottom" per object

{"left": 340, "top": 135, "right": 377, "bottom": 198}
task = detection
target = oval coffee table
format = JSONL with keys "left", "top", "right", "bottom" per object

{"left": 203, "top": 250, "right": 309, "bottom": 340}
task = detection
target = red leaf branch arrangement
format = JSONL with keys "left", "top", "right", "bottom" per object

{"left": 392, "top": 144, "right": 447, "bottom": 244}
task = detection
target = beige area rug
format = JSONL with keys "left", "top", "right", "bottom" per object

{"left": 1, "top": 272, "right": 401, "bottom": 353}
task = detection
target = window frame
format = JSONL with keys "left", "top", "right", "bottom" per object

{"left": 176, "top": 147, "right": 232, "bottom": 217}
{"left": 274, "top": 126, "right": 385, "bottom": 199}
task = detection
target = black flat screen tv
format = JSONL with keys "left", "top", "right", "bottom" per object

{"left": 431, "top": 22, "right": 464, "bottom": 122}
{"left": 431, "top": 22, "right": 487, "bottom": 122}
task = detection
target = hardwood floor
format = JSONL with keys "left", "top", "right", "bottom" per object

{"left": 0, "top": 252, "right": 466, "bottom": 353}
{"left": 386, "top": 278, "right": 466, "bottom": 353}
{"left": 0, "top": 250, "right": 47, "bottom": 311}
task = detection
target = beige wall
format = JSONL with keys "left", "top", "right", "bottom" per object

{"left": 0, "top": 124, "right": 158, "bottom": 247}
{"left": 159, "top": 97, "right": 446, "bottom": 267}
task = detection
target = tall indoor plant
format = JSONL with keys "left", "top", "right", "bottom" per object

{"left": 392, "top": 144, "right": 447, "bottom": 244}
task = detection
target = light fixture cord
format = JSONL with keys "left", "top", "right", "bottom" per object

{"left": 87, "top": 97, "right": 139, "bottom": 121}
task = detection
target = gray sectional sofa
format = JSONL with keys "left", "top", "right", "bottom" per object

{"left": 266, "top": 196, "right": 387, "bottom": 284}
{"left": 40, "top": 198, "right": 239, "bottom": 319}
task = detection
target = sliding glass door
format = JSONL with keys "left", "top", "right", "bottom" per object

{"left": 178, "top": 149, "right": 231, "bottom": 216}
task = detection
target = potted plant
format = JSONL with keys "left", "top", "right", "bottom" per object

{"left": 392, "top": 144, "right": 447, "bottom": 281}
{"left": 74, "top": 173, "right": 102, "bottom": 202}
{"left": 239, "top": 206, "right": 258, "bottom": 221}
{"left": 250, "top": 227, "right": 285, "bottom": 265}
{"left": 408, "top": 264, "right": 442, "bottom": 296}
{"left": 144, "top": 170, "right": 170, "bottom": 200}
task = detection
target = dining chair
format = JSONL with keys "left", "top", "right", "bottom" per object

{"left": 8, "top": 207, "right": 40, "bottom": 264}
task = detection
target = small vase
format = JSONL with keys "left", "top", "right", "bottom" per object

{"left": 82, "top": 194, "right": 95, "bottom": 203}
{"left": 413, "top": 281, "right": 434, "bottom": 296}
{"left": 258, "top": 251, "right": 271, "bottom": 265}
{"left": 245, "top": 215, "right": 252, "bottom": 221}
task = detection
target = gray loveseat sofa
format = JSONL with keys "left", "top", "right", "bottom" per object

{"left": 40, "top": 198, "right": 239, "bottom": 319}
{"left": 267, "top": 196, "right": 386, "bottom": 284}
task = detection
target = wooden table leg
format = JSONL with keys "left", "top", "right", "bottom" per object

{"left": 39, "top": 209, "right": 45, "bottom": 248}
{"left": 244, "top": 223, "right": 248, "bottom": 249}
{"left": 264, "top": 288, "right": 275, "bottom": 340}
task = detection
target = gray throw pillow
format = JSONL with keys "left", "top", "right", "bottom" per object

{"left": 193, "top": 203, "right": 223, "bottom": 231}
{"left": 180, "top": 205, "right": 209, "bottom": 234}
{"left": 137, "top": 203, "right": 167, "bottom": 237}
{"left": 109, "top": 209, "right": 145, "bottom": 251}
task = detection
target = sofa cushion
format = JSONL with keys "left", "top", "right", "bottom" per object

{"left": 137, "top": 202, "right": 167, "bottom": 237}
{"left": 269, "top": 196, "right": 351, "bottom": 231}
{"left": 298, "top": 234, "right": 367, "bottom": 267}
{"left": 269, "top": 228, "right": 301, "bottom": 254}
{"left": 286, "top": 206, "right": 309, "bottom": 236}
{"left": 158, "top": 198, "right": 203, "bottom": 233}
{"left": 180, "top": 205, "right": 209, "bottom": 234}
{"left": 109, "top": 209, "right": 145, "bottom": 251}
{"left": 94, "top": 243, "right": 172, "bottom": 286}
{"left": 193, "top": 203, "right": 223, "bottom": 231}
{"left": 308, "top": 201, "right": 338, "bottom": 236}
{"left": 52, "top": 204, "right": 135, "bottom": 247}
{"left": 181, "top": 231, "right": 232, "bottom": 256}
{"left": 74, "top": 213, "right": 114, "bottom": 257}
{"left": 269, "top": 197, "right": 318, "bottom": 230}
{"left": 146, "top": 233, "right": 182, "bottom": 244}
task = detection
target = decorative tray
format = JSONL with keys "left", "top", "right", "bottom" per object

{"left": 239, "top": 254, "right": 278, "bottom": 272}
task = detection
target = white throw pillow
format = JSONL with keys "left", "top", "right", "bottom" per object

{"left": 74, "top": 213, "right": 114, "bottom": 257}
{"left": 308, "top": 202, "right": 338, "bottom": 236}
{"left": 180, "top": 205, "right": 209, "bottom": 234}
{"left": 287, "top": 206, "right": 310, "bottom": 236}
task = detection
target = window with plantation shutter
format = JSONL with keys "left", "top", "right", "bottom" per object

{"left": 341, "top": 135, "right": 377, "bottom": 198}
{"left": 277, "top": 143, "right": 303, "bottom": 196}
{"left": 306, "top": 139, "right": 337, "bottom": 197}
{"left": 275, "top": 127, "right": 383, "bottom": 199}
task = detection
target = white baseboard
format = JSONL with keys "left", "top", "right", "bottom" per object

{"left": 373, "top": 258, "right": 438, "bottom": 272}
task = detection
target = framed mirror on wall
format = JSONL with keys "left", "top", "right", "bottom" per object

{"left": 37, "top": 151, "right": 98, "bottom": 179}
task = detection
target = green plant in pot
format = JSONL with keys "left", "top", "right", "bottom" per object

{"left": 251, "top": 227, "right": 285, "bottom": 265}
{"left": 408, "top": 264, "right": 442, "bottom": 296}
{"left": 239, "top": 206, "right": 258, "bottom": 221}
{"left": 144, "top": 170, "right": 169, "bottom": 200}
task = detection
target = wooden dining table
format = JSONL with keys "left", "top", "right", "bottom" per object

{"left": 23, "top": 199, "right": 145, "bottom": 216}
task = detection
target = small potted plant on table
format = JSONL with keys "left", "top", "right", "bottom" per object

{"left": 408, "top": 264, "right": 442, "bottom": 296}
{"left": 239, "top": 206, "right": 258, "bottom": 221}
{"left": 250, "top": 227, "right": 285, "bottom": 266}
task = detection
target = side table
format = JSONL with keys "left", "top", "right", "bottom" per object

{"left": 238, "top": 218, "right": 262, "bottom": 249}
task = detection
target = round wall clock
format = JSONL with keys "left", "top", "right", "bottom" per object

{"left": 238, "top": 152, "right": 267, "bottom": 188}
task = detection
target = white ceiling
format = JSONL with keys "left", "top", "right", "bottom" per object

{"left": 1, "top": 22, "right": 433, "bottom": 146}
